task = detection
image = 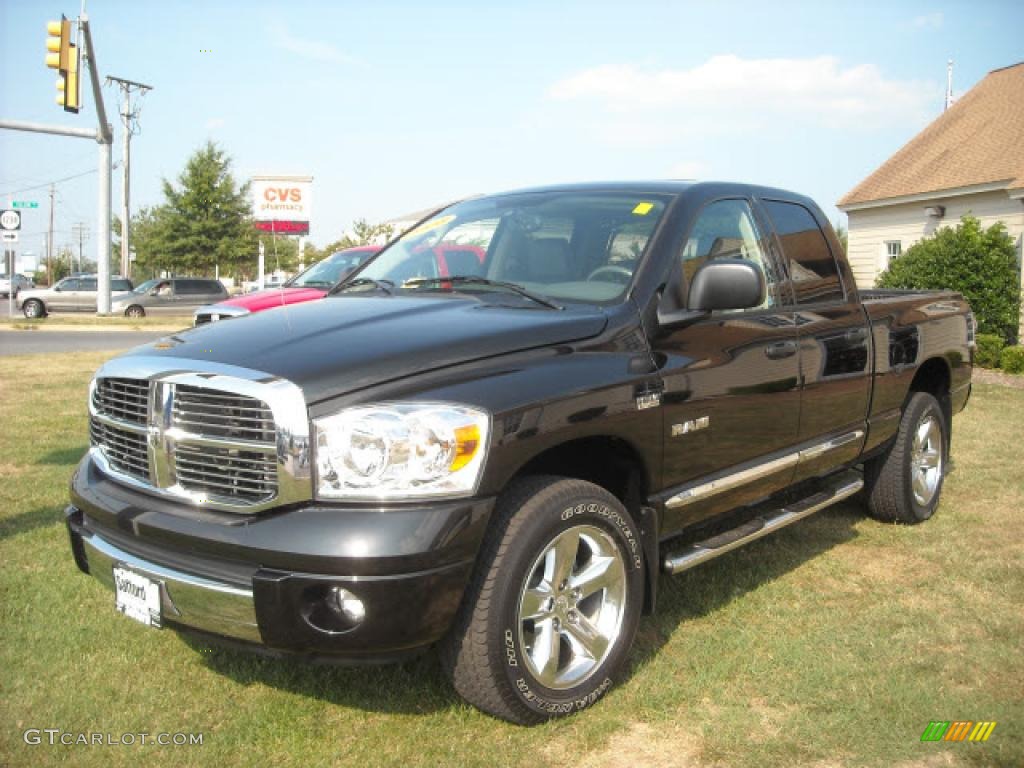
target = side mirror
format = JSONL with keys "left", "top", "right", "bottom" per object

{"left": 688, "top": 259, "right": 765, "bottom": 312}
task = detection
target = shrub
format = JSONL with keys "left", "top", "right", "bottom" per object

{"left": 877, "top": 215, "right": 1021, "bottom": 343}
{"left": 1001, "top": 346, "right": 1024, "bottom": 375}
{"left": 975, "top": 334, "right": 1005, "bottom": 368}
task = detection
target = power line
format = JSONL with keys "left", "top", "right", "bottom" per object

{"left": 0, "top": 162, "right": 120, "bottom": 198}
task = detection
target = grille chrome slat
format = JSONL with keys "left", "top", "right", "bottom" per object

{"left": 90, "top": 375, "right": 281, "bottom": 510}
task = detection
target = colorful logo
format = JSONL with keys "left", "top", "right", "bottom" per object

{"left": 921, "top": 721, "right": 997, "bottom": 742}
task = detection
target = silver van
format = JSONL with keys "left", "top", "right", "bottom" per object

{"left": 110, "top": 278, "right": 229, "bottom": 317}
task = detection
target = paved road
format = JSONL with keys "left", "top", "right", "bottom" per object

{"left": 0, "top": 330, "right": 168, "bottom": 356}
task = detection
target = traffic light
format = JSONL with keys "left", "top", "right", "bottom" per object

{"left": 45, "top": 15, "right": 80, "bottom": 113}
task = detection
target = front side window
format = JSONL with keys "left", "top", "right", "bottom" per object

{"left": 763, "top": 200, "right": 844, "bottom": 305}
{"left": 60, "top": 278, "right": 81, "bottom": 291}
{"left": 680, "top": 198, "right": 777, "bottom": 309}
{"left": 350, "top": 192, "right": 671, "bottom": 305}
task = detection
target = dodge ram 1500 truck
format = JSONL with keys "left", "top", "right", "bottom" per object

{"left": 66, "top": 182, "right": 973, "bottom": 724}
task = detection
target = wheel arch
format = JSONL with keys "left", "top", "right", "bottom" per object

{"left": 501, "top": 435, "right": 661, "bottom": 614}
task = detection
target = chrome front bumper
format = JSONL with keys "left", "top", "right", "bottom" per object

{"left": 76, "top": 523, "right": 260, "bottom": 642}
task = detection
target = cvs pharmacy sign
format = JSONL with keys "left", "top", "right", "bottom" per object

{"left": 251, "top": 175, "right": 313, "bottom": 229}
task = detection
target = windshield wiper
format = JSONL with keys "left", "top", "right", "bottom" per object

{"left": 330, "top": 277, "right": 395, "bottom": 296}
{"left": 402, "top": 276, "right": 562, "bottom": 310}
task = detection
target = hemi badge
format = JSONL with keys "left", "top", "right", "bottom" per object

{"left": 636, "top": 393, "right": 661, "bottom": 410}
{"left": 672, "top": 416, "right": 709, "bottom": 436}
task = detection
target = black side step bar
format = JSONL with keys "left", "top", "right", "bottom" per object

{"left": 662, "top": 471, "right": 863, "bottom": 575}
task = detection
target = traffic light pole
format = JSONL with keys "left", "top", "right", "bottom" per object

{"left": 80, "top": 15, "right": 113, "bottom": 314}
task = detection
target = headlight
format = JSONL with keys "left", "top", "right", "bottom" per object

{"left": 313, "top": 403, "right": 489, "bottom": 500}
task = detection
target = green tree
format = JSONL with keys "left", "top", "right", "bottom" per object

{"left": 317, "top": 218, "right": 395, "bottom": 255}
{"left": 833, "top": 220, "right": 848, "bottom": 254}
{"left": 132, "top": 142, "right": 253, "bottom": 277}
{"left": 877, "top": 215, "right": 1021, "bottom": 342}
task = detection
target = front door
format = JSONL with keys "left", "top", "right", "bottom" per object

{"left": 651, "top": 197, "right": 802, "bottom": 534}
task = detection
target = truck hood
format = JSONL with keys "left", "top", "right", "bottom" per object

{"left": 127, "top": 295, "right": 608, "bottom": 403}
{"left": 218, "top": 286, "right": 328, "bottom": 313}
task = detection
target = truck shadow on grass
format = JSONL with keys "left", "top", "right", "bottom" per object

{"left": 0, "top": 506, "right": 67, "bottom": 541}
{"left": 187, "top": 501, "right": 865, "bottom": 717}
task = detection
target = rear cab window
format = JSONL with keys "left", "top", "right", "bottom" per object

{"left": 762, "top": 199, "right": 844, "bottom": 305}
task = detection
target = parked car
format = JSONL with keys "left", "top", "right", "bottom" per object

{"left": 109, "top": 277, "right": 228, "bottom": 317}
{"left": 194, "top": 246, "right": 380, "bottom": 325}
{"left": 0, "top": 272, "right": 34, "bottom": 298}
{"left": 17, "top": 275, "right": 134, "bottom": 317}
{"left": 66, "top": 182, "right": 973, "bottom": 724}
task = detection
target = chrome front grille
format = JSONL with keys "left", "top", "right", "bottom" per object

{"left": 174, "top": 443, "right": 277, "bottom": 502}
{"left": 89, "top": 418, "right": 149, "bottom": 481}
{"left": 93, "top": 377, "right": 148, "bottom": 425}
{"left": 87, "top": 365, "right": 308, "bottom": 512}
{"left": 172, "top": 385, "right": 275, "bottom": 443}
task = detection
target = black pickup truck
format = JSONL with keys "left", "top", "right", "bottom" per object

{"left": 66, "top": 182, "right": 973, "bottom": 724}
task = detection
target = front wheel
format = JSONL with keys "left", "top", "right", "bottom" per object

{"left": 441, "top": 476, "right": 644, "bottom": 724}
{"left": 864, "top": 391, "right": 947, "bottom": 523}
{"left": 124, "top": 305, "right": 145, "bottom": 318}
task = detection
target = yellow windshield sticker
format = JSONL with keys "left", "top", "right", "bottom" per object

{"left": 632, "top": 202, "right": 654, "bottom": 216}
{"left": 405, "top": 214, "right": 456, "bottom": 238}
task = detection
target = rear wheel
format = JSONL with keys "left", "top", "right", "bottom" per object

{"left": 441, "top": 476, "right": 644, "bottom": 724}
{"left": 22, "top": 299, "right": 44, "bottom": 319}
{"left": 125, "top": 305, "right": 145, "bottom": 318}
{"left": 864, "top": 391, "right": 947, "bottom": 523}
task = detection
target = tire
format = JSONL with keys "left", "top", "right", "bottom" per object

{"left": 22, "top": 299, "right": 45, "bottom": 319}
{"left": 440, "top": 476, "right": 645, "bottom": 724}
{"left": 864, "top": 391, "right": 947, "bottom": 523}
{"left": 125, "top": 305, "right": 145, "bottom": 318}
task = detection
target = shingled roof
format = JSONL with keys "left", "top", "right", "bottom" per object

{"left": 838, "top": 62, "right": 1024, "bottom": 208}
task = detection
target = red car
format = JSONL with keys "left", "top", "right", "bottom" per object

{"left": 193, "top": 246, "right": 380, "bottom": 325}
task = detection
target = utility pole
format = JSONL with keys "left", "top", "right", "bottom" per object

{"left": 106, "top": 75, "right": 152, "bottom": 279}
{"left": 47, "top": 184, "right": 56, "bottom": 285}
{"left": 72, "top": 222, "right": 89, "bottom": 272}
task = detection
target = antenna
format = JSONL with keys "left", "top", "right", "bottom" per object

{"left": 945, "top": 59, "right": 955, "bottom": 111}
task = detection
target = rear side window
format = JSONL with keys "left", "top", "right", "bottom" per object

{"left": 175, "top": 279, "right": 222, "bottom": 295}
{"left": 763, "top": 200, "right": 843, "bottom": 304}
{"left": 80, "top": 278, "right": 97, "bottom": 291}
{"left": 112, "top": 279, "right": 132, "bottom": 291}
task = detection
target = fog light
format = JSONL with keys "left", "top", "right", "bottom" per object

{"left": 327, "top": 586, "right": 366, "bottom": 624}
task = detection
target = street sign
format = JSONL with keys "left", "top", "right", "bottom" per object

{"left": 1, "top": 231, "right": 18, "bottom": 243}
{"left": 12, "top": 201, "right": 39, "bottom": 209}
{"left": 0, "top": 210, "right": 22, "bottom": 230}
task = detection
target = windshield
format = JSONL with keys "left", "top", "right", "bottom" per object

{"left": 290, "top": 249, "right": 377, "bottom": 288}
{"left": 133, "top": 279, "right": 161, "bottom": 294}
{"left": 350, "top": 191, "right": 670, "bottom": 305}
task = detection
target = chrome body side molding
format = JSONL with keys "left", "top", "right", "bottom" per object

{"left": 665, "top": 429, "right": 864, "bottom": 510}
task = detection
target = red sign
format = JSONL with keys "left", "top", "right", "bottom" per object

{"left": 254, "top": 220, "right": 309, "bottom": 235}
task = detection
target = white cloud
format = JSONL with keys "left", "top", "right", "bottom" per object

{"left": 912, "top": 12, "right": 944, "bottom": 28}
{"left": 269, "top": 25, "right": 358, "bottom": 64}
{"left": 548, "top": 55, "right": 935, "bottom": 130}
{"left": 205, "top": 117, "right": 225, "bottom": 131}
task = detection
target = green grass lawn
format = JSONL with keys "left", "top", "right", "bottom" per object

{"left": 1, "top": 352, "right": 1021, "bottom": 767}
{"left": 1, "top": 315, "right": 192, "bottom": 332}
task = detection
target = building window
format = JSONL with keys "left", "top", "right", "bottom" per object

{"left": 885, "top": 240, "right": 902, "bottom": 258}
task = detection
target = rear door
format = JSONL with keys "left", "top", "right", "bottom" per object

{"left": 651, "top": 197, "right": 802, "bottom": 532}
{"left": 759, "top": 198, "right": 871, "bottom": 482}
{"left": 76, "top": 278, "right": 98, "bottom": 311}
{"left": 174, "top": 279, "right": 227, "bottom": 312}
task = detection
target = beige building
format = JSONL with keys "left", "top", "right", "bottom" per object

{"left": 838, "top": 62, "right": 1024, "bottom": 337}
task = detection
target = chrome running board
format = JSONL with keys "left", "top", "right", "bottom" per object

{"left": 662, "top": 471, "right": 863, "bottom": 574}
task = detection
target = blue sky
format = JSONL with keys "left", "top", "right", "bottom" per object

{"left": 1, "top": 0, "right": 1022, "bottom": 265}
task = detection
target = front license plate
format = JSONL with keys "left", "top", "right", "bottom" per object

{"left": 113, "top": 566, "right": 162, "bottom": 628}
